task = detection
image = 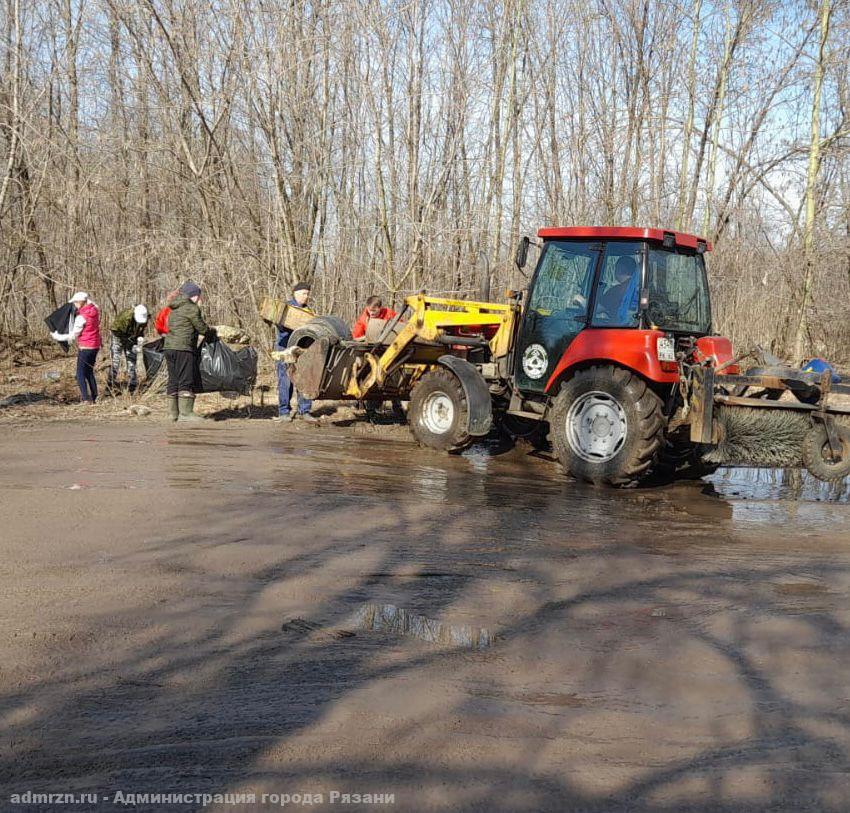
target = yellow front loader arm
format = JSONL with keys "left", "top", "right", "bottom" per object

{"left": 344, "top": 293, "right": 517, "bottom": 399}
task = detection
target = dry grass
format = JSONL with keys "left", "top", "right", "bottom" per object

{"left": 0, "top": 340, "right": 410, "bottom": 441}
{"left": 0, "top": 338, "right": 269, "bottom": 424}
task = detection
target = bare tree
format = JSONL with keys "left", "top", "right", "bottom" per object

{"left": 1, "top": 0, "right": 848, "bottom": 366}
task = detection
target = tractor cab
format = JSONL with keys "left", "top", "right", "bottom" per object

{"left": 513, "top": 227, "right": 712, "bottom": 394}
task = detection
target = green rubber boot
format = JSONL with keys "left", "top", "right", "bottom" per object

{"left": 177, "top": 396, "right": 204, "bottom": 422}
{"left": 166, "top": 396, "right": 179, "bottom": 422}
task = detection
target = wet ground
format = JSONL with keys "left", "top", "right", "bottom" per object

{"left": 1, "top": 419, "right": 850, "bottom": 811}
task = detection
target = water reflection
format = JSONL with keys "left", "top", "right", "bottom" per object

{"left": 709, "top": 467, "right": 849, "bottom": 503}
{"left": 462, "top": 442, "right": 495, "bottom": 473}
{"left": 410, "top": 465, "right": 449, "bottom": 502}
{"left": 354, "top": 602, "right": 495, "bottom": 650}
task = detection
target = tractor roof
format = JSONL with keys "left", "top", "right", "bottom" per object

{"left": 537, "top": 226, "right": 711, "bottom": 251}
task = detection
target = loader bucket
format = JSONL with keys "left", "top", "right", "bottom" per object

{"left": 289, "top": 338, "right": 332, "bottom": 400}
{"left": 289, "top": 339, "right": 364, "bottom": 401}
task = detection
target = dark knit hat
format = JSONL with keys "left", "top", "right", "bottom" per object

{"left": 293, "top": 281, "right": 311, "bottom": 293}
{"left": 180, "top": 280, "right": 202, "bottom": 298}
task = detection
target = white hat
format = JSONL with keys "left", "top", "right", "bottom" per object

{"left": 70, "top": 291, "right": 89, "bottom": 303}
{"left": 133, "top": 304, "right": 149, "bottom": 324}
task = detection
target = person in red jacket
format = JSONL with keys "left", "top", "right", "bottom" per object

{"left": 352, "top": 295, "right": 405, "bottom": 421}
{"left": 50, "top": 291, "right": 102, "bottom": 404}
{"left": 352, "top": 296, "right": 397, "bottom": 340}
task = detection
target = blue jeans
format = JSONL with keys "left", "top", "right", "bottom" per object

{"left": 276, "top": 361, "right": 311, "bottom": 416}
{"left": 77, "top": 349, "right": 99, "bottom": 402}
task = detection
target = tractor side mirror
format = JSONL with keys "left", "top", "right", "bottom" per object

{"left": 515, "top": 236, "right": 530, "bottom": 270}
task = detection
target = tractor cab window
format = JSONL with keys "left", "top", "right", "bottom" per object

{"left": 646, "top": 248, "right": 711, "bottom": 334}
{"left": 527, "top": 241, "right": 596, "bottom": 320}
{"left": 592, "top": 242, "right": 642, "bottom": 327}
{"left": 516, "top": 240, "right": 600, "bottom": 391}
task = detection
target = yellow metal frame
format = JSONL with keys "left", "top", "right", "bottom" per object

{"left": 344, "top": 293, "right": 517, "bottom": 399}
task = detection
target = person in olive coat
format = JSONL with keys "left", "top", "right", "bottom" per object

{"left": 108, "top": 304, "right": 148, "bottom": 392}
{"left": 163, "top": 281, "right": 216, "bottom": 422}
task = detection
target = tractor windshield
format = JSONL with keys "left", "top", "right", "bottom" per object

{"left": 645, "top": 247, "right": 711, "bottom": 334}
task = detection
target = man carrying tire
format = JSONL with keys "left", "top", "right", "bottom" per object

{"left": 274, "top": 281, "right": 318, "bottom": 424}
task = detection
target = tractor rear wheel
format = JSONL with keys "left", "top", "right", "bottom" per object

{"left": 801, "top": 424, "right": 850, "bottom": 482}
{"left": 550, "top": 365, "right": 665, "bottom": 486}
{"left": 409, "top": 368, "right": 471, "bottom": 452}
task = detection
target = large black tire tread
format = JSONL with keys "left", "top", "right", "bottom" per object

{"left": 287, "top": 316, "right": 352, "bottom": 349}
{"left": 801, "top": 424, "right": 850, "bottom": 483}
{"left": 549, "top": 365, "right": 665, "bottom": 486}
{"left": 408, "top": 368, "right": 471, "bottom": 452}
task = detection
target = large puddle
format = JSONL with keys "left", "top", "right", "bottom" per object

{"left": 159, "top": 427, "right": 850, "bottom": 536}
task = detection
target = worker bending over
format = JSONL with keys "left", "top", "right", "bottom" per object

{"left": 352, "top": 295, "right": 404, "bottom": 421}
{"left": 108, "top": 304, "right": 148, "bottom": 392}
{"left": 352, "top": 296, "right": 397, "bottom": 340}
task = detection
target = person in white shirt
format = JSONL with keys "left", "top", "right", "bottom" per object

{"left": 51, "top": 292, "right": 103, "bottom": 403}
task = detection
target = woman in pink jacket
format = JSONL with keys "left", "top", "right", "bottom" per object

{"left": 51, "top": 292, "right": 102, "bottom": 403}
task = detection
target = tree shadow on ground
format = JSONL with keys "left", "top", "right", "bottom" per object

{"left": 0, "top": 392, "right": 55, "bottom": 409}
{"left": 1, "top": 451, "right": 849, "bottom": 812}
{"left": 206, "top": 403, "right": 277, "bottom": 421}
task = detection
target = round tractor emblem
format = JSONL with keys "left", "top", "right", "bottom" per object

{"left": 522, "top": 343, "right": 548, "bottom": 379}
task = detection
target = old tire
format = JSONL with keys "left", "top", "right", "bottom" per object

{"left": 801, "top": 424, "right": 850, "bottom": 482}
{"left": 287, "top": 316, "right": 352, "bottom": 350}
{"left": 550, "top": 365, "right": 665, "bottom": 486}
{"left": 409, "top": 368, "right": 471, "bottom": 452}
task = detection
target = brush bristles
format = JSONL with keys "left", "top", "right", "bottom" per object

{"left": 703, "top": 407, "right": 810, "bottom": 466}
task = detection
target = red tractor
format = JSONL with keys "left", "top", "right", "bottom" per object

{"left": 499, "top": 226, "right": 730, "bottom": 484}
{"left": 278, "top": 226, "right": 850, "bottom": 485}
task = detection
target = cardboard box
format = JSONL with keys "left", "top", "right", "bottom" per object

{"left": 259, "top": 296, "right": 314, "bottom": 330}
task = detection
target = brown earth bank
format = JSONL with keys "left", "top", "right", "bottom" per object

{"left": 0, "top": 410, "right": 849, "bottom": 812}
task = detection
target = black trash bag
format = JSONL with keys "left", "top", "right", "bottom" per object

{"left": 141, "top": 338, "right": 166, "bottom": 384}
{"left": 199, "top": 340, "right": 257, "bottom": 395}
{"left": 141, "top": 338, "right": 257, "bottom": 395}
{"left": 45, "top": 302, "right": 76, "bottom": 353}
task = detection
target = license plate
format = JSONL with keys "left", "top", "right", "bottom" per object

{"left": 656, "top": 337, "right": 676, "bottom": 362}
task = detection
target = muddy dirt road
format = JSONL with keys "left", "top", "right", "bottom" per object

{"left": 1, "top": 419, "right": 850, "bottom": 812}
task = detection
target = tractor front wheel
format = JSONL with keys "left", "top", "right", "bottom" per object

{"left": 550, "top": 366, "right": 665, "bottom": 486}
{"left": 409, "top": 368, "right": 471, "bottom": 452}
